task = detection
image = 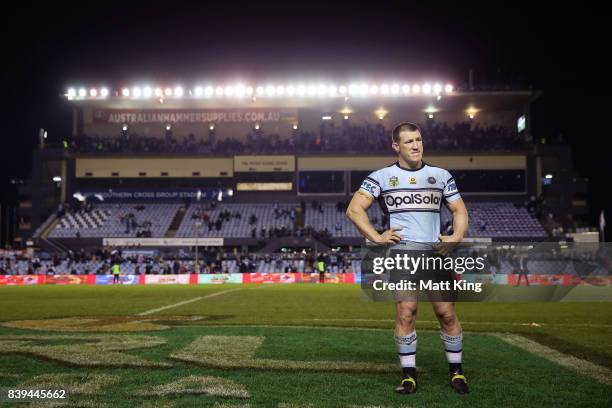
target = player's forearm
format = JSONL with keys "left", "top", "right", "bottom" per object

{"left": 451, "top": 208, "right": 468, "bottom": 240}
{"left": 346, "top": 207, "right": 380, "bottom": 242}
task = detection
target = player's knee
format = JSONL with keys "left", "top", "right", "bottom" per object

{"left": 397, "top": 306, "right": 417, "bottom": 328}
{"left": 435, "top": 308, "right": 457, "bottom": 327}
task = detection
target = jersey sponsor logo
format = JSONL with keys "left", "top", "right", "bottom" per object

{"left": 360, "top": 180, "right": 379, "bottom": 196}
{"left": 389, "top": 176, "right": 399, "bottom": 187}
{"left": 446, "top": 182, "right": 457, "bottom": 193}
{"left": 409, "top": 177, "right": 417, "bottom": 185}
{"left": 383, "top": 190, "right": 442, "bottom": 211}
{"left": 428, "top": 177, "right": 436, "bottom": 184}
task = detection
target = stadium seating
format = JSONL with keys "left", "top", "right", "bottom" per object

{"left": 304, "top": 203, "right": 384, "bottom": 237}
{"left": 176, "top": 203, "right": 297, "bottom": 238}
{"left": 49, "top": 204, "right": 180, "bottom": 238}
{"left": 464, "top": 203, "right": 547, "bottom": 237}
{"left": 46, "top": 201, "right": 546, "bottom": 239}
{"left": 300, "top": 201, "right": 544, "bottom": 238}
{"left": 56, "top": 208, "right": 110, "bottom": 230}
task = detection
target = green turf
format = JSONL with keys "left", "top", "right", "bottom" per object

{"left": 0, "top": 285, "right": 229, "bottom": 320}
{"left": 0, "top": 284, "right": 611, "bottom": 407}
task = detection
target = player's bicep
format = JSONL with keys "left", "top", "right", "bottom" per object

{"left": 445, "top": 196, "right": 467, "bottom": 215}
{"left": 348, "top": 190, "right": 375, "bottom": 213}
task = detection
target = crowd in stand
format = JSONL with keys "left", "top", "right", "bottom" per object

{"left": 0, "top": 247, "right": 358, "bottom": 276}
{"left": 69, "top": 122, "right": 526, "bottom": 155}
{"left": 71, "top": 132, "right": 212, "bottom": 154}
{"left": 249, "top": 225, "right": 333, "bottom": 244}
{"left": 186, "top": 200, "right": 339, "bottom": 244}
{"left": 121, "top": 208, "right": 153, "bottom": 237}
{"left": 2, "top": 244, "right": 610, "bottom": 277}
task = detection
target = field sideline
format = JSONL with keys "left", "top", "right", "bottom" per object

{"left": 0, "top": 284, "right": 611, "bottom": 407}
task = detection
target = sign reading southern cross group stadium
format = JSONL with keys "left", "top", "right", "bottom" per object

{"left": 93, "top": 109, "right": 283, "bottom": 124}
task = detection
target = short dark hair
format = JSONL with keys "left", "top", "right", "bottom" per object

{"left": 392, "top": 122, "right": 421, "bottom": 143}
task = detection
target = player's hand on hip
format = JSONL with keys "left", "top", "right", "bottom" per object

{"left": 434, "top": 234, "right": 460, "bottom": 256}
{"left": 375, "top": 227, "right": 403, "bottom": 244}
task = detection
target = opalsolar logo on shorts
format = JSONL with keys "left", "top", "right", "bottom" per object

{"left": 383, "top": 190, "right": 441, "bottom": 211}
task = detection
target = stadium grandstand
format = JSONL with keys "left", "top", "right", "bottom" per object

{"left": 9, "top": 78, "right": 598, "bottom": 274}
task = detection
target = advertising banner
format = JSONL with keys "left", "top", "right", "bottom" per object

{"left": 198, "top": 274, "right": 244, "bottom": 284}
{"left": 95, "top": 275, "right": 140, "bottom": 285}
{"left": 93, "top": 109, "right": 282, "bottom": 124}
{"left": 11, "top": 272, "right": 607, "bottom": 287}
{"left": 0, "top": 275, "right": 39, "bottom": 286}
{"left": 244, "top": 273, "right": 298, "bottom": 284}
{"left": 41, "top": 275, "right": 96, "bottom": 285}
{"left": 299, "top": 273, "right": 356, "bottom": 284}
{"left": 144, "top": 274, "right": 191, "bottom": 285}
{"left": 236, "top": 182, "right": 293, "bottom": 191}
{"left": 234, "top": 155, "right": 295, "bottom": 172}
{"left": 461, "top": 274, "right": 509, "bottom": 285}
{"left": 103, "top": 238, "right": 224, "bottom": 247}
{"left": 84, "top": 189, "right": 221, "bottom": 201}
{"left": 508, "top": 274, "right": 566, "bottom": 286}
{"left": 563, "top": 275, "right": 612, "bottom": 286}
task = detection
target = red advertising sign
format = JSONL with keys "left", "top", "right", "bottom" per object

{"left": 244, "top": 273, "right": 298, "bottom": 284}
{"left": 41, "top": 275, "right": 96, "bottom": 285}
{"left": 299, "top": 273, "right": 356, "bottom": 284}
{"left": 509, "top": 274, "right": 570, "bottom": 286}
{"left": 564, "top": 275, "right": 612, "bottom": 286}
{"left": 0, "top": 275, "right": 39, "bottom": 286}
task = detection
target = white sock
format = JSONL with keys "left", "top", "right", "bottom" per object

{"left": 440, "top": 331, "right": 463, "bottom": 364}
{"left": 395, "top": 330, "right": 417, "bottom": 368}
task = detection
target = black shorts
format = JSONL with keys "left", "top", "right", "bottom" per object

{"left": 387, "top": 246, "right": 457, "bottom": 303}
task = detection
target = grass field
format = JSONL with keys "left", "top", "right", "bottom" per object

{"left": 0, "top": 284, "right": 611, "bottom": 407}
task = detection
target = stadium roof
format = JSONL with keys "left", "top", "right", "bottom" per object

{"left": 64, "top": 89, "right": 535, "bottom": 112}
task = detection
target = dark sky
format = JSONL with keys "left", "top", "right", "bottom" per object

{"left": 2, "top": 2, "right": 607, "bottom": 224}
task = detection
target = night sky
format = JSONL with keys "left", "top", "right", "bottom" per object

{"left": 2, "top": 3, "right": 607, "bottom": 230}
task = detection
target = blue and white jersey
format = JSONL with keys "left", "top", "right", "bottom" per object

{"left": 359, "top": 162, "right": 461, "bottom": 243}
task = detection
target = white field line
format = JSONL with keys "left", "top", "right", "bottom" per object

{"left": 303, "top": 318, "right": 612, "bottom": 328}
{"left": 136, "top": 284, "right": 277, "bottom": 316}
{"left": 136, "top": 289, "right": 242, "bottom": 316}
{"left": 491, "top": 333, "right": 612, "bottom": 386}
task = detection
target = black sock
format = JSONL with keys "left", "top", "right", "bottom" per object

{"left": 402, "top": 367, "right": 417, "bottom": 379}
{"left": 449, "top": 363, "right": 462, "bottom": 374}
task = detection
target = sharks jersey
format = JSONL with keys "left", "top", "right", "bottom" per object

{"left": 359, "top": 161, "right": 460, "bottom": 243}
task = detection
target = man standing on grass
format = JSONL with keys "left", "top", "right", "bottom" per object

{"left": 317, "top": 253, "right": 326, "bottom": 283}
{"left": 346, "top": 122, "right": 470, "bottom": 395}
{"left": 112, "top": 261, "right": 121, "bottom": 284}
